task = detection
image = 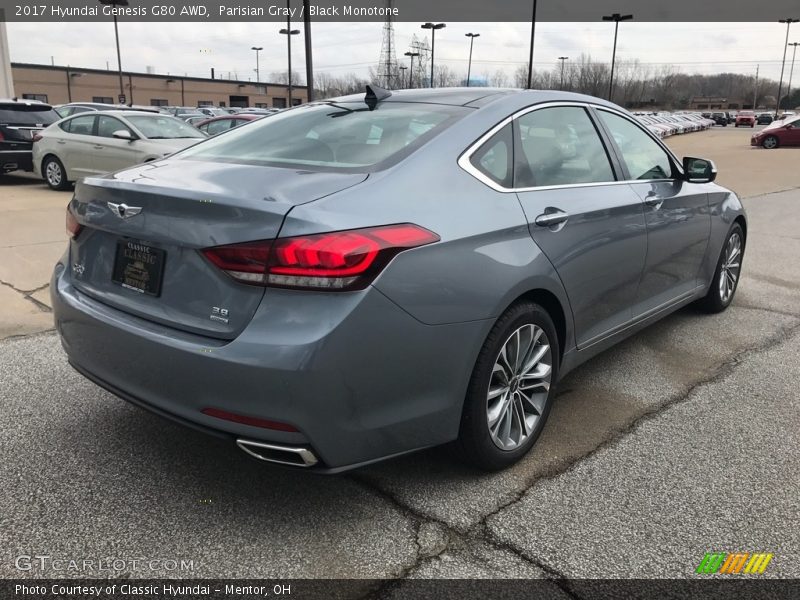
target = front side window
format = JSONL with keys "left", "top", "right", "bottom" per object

{"left": 97, "top": 115, "right": 132, "bottom": 138}
{"left": 204, "top": 119, "right": 233, "bottom": 135}
{"left": 178, "top": 102, "right": 470, "bottom": 171}
{"left": 597, "top": 110, "right": 673, "bottom": 180}
{"left": 514, "top": 106, "right": 615, "bottom": 188}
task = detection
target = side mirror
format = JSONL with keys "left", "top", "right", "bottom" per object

{"left": 784, "top": 124, "right": 794, "bottom": 130}
{"left": 683, "top": 156, "right": 717, "bottom": 184}
{"left": 112, "top": 129, "right": 135, "bottom": 141}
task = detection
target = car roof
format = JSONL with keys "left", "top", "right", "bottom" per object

{"left": 0, "top": 99, "right": 54, "bottom": 109}
{"left": 76, "top": 110, "right": 165, "bottom": 118}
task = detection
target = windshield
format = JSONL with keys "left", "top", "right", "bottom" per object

{"left": 177, "top": 101, "right": 471, "bottom": 171}
{"left": 0, "top": 107, "right": 59, "bottom": 126}
{"left": 126, "top": 115, "right": 206, "bottom": 139}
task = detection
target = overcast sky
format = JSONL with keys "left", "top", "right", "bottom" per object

{"left": 7, "top": 21, "right": 797, "bottom": 84}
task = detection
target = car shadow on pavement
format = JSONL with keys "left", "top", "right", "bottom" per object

{"left": 54, "top": 298, "right": 798, "bottom": 535}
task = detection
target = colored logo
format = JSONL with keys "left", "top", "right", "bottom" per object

{"left": 696, "top": 552, "right": 773, "bottom": 574}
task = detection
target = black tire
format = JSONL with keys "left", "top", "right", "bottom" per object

{"left": 42, "top": 156, "right": 70, "bottom": 191}
{"left": 456, "top": 301, "right": 559, "bottom": 471}
{"left": 696, "top": 223, "right": 745, "bottom": 314}
{"left": 762, "top": 135, "right": 780, "bottom": 149}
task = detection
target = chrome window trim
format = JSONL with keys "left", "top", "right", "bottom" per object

{"left": 458, "top": 100, "right": 683, "bottom": 193}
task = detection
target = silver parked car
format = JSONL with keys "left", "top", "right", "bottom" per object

{"left": 33, "top": 111, "right": 206, "bottom": 190}
{"left": 52, "top": 88, "right": 746, "bottom": 472}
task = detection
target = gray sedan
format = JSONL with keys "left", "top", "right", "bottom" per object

{"left": 51, "top": 88, "right": 746, "bottom": 472}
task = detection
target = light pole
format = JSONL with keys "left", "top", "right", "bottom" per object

{"left": 558, "top": 56, "right": 569, "bottom": 90}
{"left": 279, "top": 24, "right": 300, "bottom": 105}
{"left": 527, "top": 0, "right": 537, "bottom": 88}
{"left": 787, "top": 42, "right": 800, "bottom": 110}
{"left": 98, "top": 0, "right": 128, "bottom": 103}
{"left": 602, "top": 13, "right": 633, "bottom": 102}
{"left": 421, "top": 22, "right": 445, "bottom": 88}
{"left": 399, "top": 66, "right": 408, "bottom": 88}
{"left": 776, "top": 18, "right": 798, "bottom": 116}
{"left": 404, "top": 51, "right": 419, "bottom": 89}
{"left": 251, "top": 46, "right": 263, "bottom": 83}
{"left": 465, "top": 33, "right": 479, "bottom": 87}
{"left": 303, "top": 0, "right": 314, "bottom": 101}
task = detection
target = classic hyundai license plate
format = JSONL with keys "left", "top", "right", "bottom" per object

{"left": 111, "top": 240, "right": 166, "bottom": 296}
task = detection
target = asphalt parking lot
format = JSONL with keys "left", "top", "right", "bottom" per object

{"left": 1, "top": 124, "right": 798, "bottom": 582}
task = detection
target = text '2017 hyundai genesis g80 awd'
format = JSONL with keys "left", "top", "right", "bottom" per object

{"left": 52, "top": 87, "right": 746, "bottom": 472}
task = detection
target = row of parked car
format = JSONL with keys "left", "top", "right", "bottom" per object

{"left": 701, "top": 110, "right": 796, "bottom": 127}
{"left": 633, "top": 112, "right": 715, "bottom": 139}
{"left": 0, "top": 99, "right": 278, "bottom": 189}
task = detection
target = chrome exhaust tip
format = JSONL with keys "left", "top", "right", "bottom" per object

{"left": 236, "top": 439, "right": 319, "bottom": 468}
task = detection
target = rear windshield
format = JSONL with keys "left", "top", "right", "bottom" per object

{"left": 0, "top": 107, "right": 59, "bottom": 126}
{"left": 177, "top": 101, "right": 471, "bottom": 171}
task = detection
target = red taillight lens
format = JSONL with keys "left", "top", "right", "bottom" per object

{"left": 201, "top": 407, "right": 299, "bottom": 432}
{"left": 201, "top": 241, "right": 270, "bottom": 284}
{"left": 66, "top": 205, "right": 82, "bottom": 238}
{"left": 32, "top": 133, "right": 43, "bottom": 143}
{"left": 201, "top": 224, "right": 439, "bottom": 291}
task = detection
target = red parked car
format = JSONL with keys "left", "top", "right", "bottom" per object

{"left": 735, "top": 111, "right": 756, "bottom": 128}
{"left": 751, "top": 115, "right": 800, "bottom": 149}
{"left": 194, "top": 113, "right": 264, "bottom": 135}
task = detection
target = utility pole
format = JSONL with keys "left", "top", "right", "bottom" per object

{"left": 98, "top": 0, "right": 128, "bottom": 102}
{"left": 527, "top": 0, "right": 537, "bottom": 89}
{"left": 465, "top": 33, "right": 479, "bottom": 87}
{"left": 251, "top": 46, "right": 263, "bottom": 83}
{"left": 421, "top": 23, "right": 445, "bottom": 88}
{"left": 558, "top": 56, "right": 569, "bottom": 90}
{"left": 603, "top": 13, "right": 633, "bottom": 102}
{"left": 786, "top": 42, "right": 799, "bottom": 110}
{"left": 776, "top": 18, "right": 798, "bottom": 116}
{"left": 404, "top": 51, "right": 419, "bottom": 89}
{"left": 279, "top": 1, "right": 300, "bottom": 105}
{"left": 303, "top": 0, "right": 313, "bottom": 101}
{"left": 753, "top": 64, "right": 760, "bottom": 109}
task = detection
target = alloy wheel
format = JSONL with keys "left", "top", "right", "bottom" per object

{"left": 763, "top": 136, "right": 778, "bottom": 149}
{"left": 487, "top": 324, "right": 552, "bottom": 450}
{"left": 46, "top": 161, "right": 62, "bottom": 187}
{"left": 719, "top": 232, "right": 742, "bottom": 303}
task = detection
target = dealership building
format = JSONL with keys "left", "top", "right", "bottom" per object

{"left": 9, "top": 62, "right": 308, "bottom": 108}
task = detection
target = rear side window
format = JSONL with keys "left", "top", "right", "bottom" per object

{"left": 64, "top": 114, "right": 96, "bottom": 136}
{"left": 514, "top": 106, "right": 615, "bottom": 188}
{"left": 470, "top": 123, "right": 513, "bottom": 188}
{"left": 597, "top": 110, "right": 673, "bottom": 180}
{"left": 178, "top": 102, "right": 471, "bottom": 171}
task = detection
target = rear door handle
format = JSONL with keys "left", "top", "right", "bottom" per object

{"left": 93, "top": 145, "right": 105, "bottom": 150}
{"left": 57, "top": 140, "right": 66, "bottom": 144}
{"left": 534, "top": 209, "right": 569, "bottom": 227}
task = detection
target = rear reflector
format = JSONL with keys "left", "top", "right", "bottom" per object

{"left": 201, "top": 407, "right": 299, "bottom": 432}
{"left": 201, "top": 224, "right": 439, "bottom": 291}
{"left": 66, "top": 205, "right": 82, "bottom": 238}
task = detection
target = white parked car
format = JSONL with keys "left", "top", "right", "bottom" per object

{"left": 32, "top": 111, "right": 206, "bottom": 190}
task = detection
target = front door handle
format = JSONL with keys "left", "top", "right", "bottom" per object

{"left": 534, "top": 209, "right": 569, "bottom": 228}
{"left": 93, "top": 145, "right": 105, "bottom": 150}
{"left": 644, "top": 194, "right": 663, "bottom": 207}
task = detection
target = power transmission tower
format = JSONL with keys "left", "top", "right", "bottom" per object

{"left": 409, "top": 34, "right": 430, "bottom": 88}
{"left": 377, "top": 0, "right": 398, "bottom": 88}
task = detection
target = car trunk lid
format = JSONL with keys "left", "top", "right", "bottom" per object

{"left": 68, "top": 159, "right": 367, "bottom": 339}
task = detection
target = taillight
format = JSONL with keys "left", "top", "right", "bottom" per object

{"left": 32, "top": 133, "right": 43, "bottom": 143}
{"left": 66, "top": 205, "right": 82, "bottom": 238}
{"left": 201, "top": 224, "right": 439, "bottom": 291}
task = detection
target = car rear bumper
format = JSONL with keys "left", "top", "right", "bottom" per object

{"left": 51, "top": 260, "right": 490, "bottom": 471}
{"left": 0, "top": 150, "right": 33, "bottom": 172}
